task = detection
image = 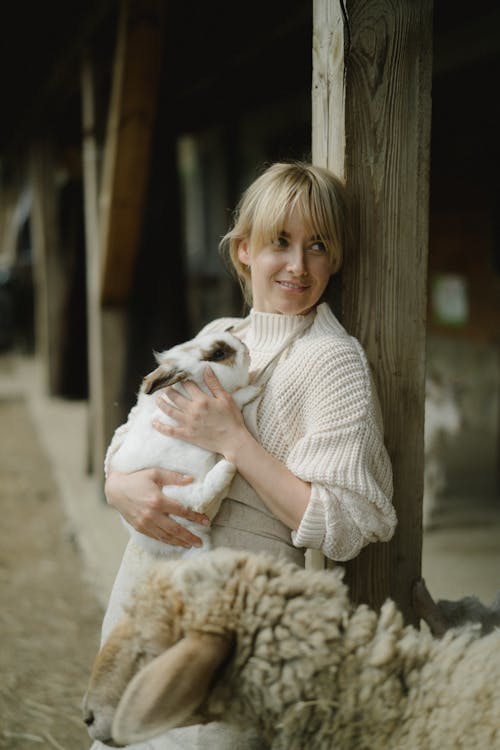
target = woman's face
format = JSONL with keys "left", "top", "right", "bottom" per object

{"left": 238, "top": 208, "right": 334, "bottom": 315}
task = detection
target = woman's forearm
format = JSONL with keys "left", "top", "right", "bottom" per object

{"left": 223, "top": 428, "right": 311, "bottom": 531}
{"left": 152, "top": 369, "right": 311, "bottom": 530}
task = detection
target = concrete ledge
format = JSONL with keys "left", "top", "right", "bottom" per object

{"left": 2, "top": 354, "right": 127, "bottom": 608}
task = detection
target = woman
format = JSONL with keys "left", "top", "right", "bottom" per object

{"left": 96, "top": 161, "right": 397, "bottom": 749}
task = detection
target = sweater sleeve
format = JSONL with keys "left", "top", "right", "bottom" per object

{"left": 288, "top": 421, "right": 396, "bottom": 560}
{"left": 279, "top": 338, "right": 396, "bottom": 561}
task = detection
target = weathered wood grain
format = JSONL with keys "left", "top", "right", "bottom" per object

{"left": 100, "top": 0, "right": 166, "bottom": 306}
{"left": 313, "top": 0, "right": 433, "bottom": 622}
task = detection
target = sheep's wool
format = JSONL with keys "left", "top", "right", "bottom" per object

{"left": 91, "top": 549, "right": 500, "bottom": 750}
{"left": 200, "top": 303, "right": 396, "bottom": 561}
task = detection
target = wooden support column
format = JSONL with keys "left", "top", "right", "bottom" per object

{"left": 101, "top": 0, "right": 166, "bottom": 461}
{"left": 100, "top": 0, "right": 166, "bottom": 306}
{"left": 30, "top": 144, "right": 64, "bottom": 395}
{"left": 312, "top": 0, "right": 433, "bottom": 622}
{"left": 81, "top": 0, "right": 166, "bottom": 475}
{"left": 81, "top": 55, "right": 106, "bottom": 475}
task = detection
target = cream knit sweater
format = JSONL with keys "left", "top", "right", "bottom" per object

{"left": 199, "top": 302, "right": 396, "bottom": 561}
{"left": 106, "top": 302, "right": 396, "bottom": 563}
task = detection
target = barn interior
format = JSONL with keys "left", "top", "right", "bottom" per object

{"left": 0, "top": 0, "right": 498, "bottom": 605}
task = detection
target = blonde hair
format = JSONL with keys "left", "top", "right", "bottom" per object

{"left": 220, "top": 161, "right": 350, "bottom": 303}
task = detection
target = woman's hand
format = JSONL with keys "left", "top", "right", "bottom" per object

{"left": 105, "top": 469, "right": 209, "bottom": 548}
{"left": 152, "top": 367, "right": 311, "bottom": 532}
{"left": 153, "top": 367, "right": 248, "bottom": 459}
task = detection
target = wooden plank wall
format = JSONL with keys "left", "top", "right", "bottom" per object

{"left": 313, "top": 0, "right": 433, "bottom": 622}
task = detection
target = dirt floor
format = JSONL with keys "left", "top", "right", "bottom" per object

{"left": 0, "top": 394, "right": 104, "bottom": 749}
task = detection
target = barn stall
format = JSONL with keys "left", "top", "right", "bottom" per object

{"left": 0, "top": 0, "right": 498, "bottom": 625}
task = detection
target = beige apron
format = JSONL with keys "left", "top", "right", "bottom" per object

{"left": 209, "top": 313, "right": 316, "bottom": 568}
{"left": 91, "top": 315, "right": 314, "bottom": 750}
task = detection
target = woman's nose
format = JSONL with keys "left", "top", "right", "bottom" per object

{"left": 286, "top": 247, "right": 307, "bottom": 275}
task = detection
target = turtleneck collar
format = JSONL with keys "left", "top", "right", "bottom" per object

{"left": 247, "top": 306, "right": 318, "bottom": 353}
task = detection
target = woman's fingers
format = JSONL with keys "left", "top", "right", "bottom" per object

{"left": 134, "top": 498, "right": 205, "bottom": 548}
{"left": 108, "top": 468, "right": 209, "bottom": 548}
{"left": 159, "top": 388, "right": 184, "bottom": 409}
{"left": 150, "top": 467, "right": 193, "bottom": 487}
{"left": 160, "top": 380, "right": 202, "bottom": 407}
{"left": 153, "top": 515, "right": 204, "bottom": 548}
{"left": 160, "top": 495, "right": 210, "bottom": 527}
{"left": 158, "top": 371, "right": 224, "bottom": 411}
{"left": 203, "top": 366, "right": 224, "bottom": 395}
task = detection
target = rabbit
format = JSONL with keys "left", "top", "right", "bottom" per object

{"left": 109, "top": 330, "right": 261, "bottom": 558}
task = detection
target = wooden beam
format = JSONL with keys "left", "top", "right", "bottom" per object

{"left": 312, "top": 0, "right": 346, "bottom": 177}
{"left": 30, "top": 144, "right": 64, "bottom": 395}
{"left": 81, "top": 53, "right": 106, "bottom": 475}
{"left": 100, "top": 0, "right": 166, "bottom": 306}
{"left": 313, "top": 0, "right": 433, "bottom": 623}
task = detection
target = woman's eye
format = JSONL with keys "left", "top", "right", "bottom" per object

{"left": 272, "top": 236, "right": 288, "bottom": 249}
{"left": 310, "top": 241, "right": 327, "bottom": 254}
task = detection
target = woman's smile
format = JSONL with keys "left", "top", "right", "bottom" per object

{"left": 276, "top": 279, "right": 309, "bottom": 291}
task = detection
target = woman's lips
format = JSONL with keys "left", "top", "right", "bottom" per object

{"left": 276, "top": 280, "right": 309, "bottom": 291}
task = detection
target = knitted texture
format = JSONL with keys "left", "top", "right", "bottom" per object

{"left": 196, "top": 303, "right": 396, "bottom": 561}
{"left": 105, "top": 303, "right": 395, "bottom": 561}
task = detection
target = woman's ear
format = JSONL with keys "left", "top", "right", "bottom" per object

{"left": 237, "top": 240, "right": 250, "bottom": 266}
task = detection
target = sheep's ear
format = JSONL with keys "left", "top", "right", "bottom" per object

{"left": 112, "top": 632, "right": 232, "bottom": 745}
{"left": 142, "top": 367, "right": 189, "bottom": 395}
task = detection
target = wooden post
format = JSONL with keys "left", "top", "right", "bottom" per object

{"left": 30, "top": 144, "right": 64, "bottom": 395}
{"left": 80, "top": 1, "right": 166, "bottom": 474}
{"left": 312, "top": 0, "right": 433, "bottom": 622}
{"left": 99, "top": 0, "right": 166, "bottom": 306}
{"left": 99, "top": 0, "right": 167, "bottom": 457}
{"left": 81, "top": 53, "right": 106, "bottom": 476}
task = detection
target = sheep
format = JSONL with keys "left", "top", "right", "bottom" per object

{"left": 436, "top": 591, "right": 500, "bottom": 635}
{"left": 109, "top": 331, "right": 260, "bottom": 557}
{"left": 413, "top": 577, "right": 500, "bottom": 637}
{"left": 83, "top": 548, "right": 500, "bottom": 749}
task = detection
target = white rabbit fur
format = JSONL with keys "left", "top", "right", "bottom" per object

{"left": 109, "top": 331, "right": 260, "bottom": 558}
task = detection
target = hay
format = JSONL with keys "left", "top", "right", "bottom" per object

{"left": 0, "top": 396, "right": 103, "bottom": 750}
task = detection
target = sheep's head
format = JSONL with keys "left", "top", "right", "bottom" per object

{"left": 83, "top": 569, "right": 185, "bottom": 745}
{"left": 83, "top": 624, "right": 232, "bottom": 746}
{"left": 82, "top": 549, "right": 335, "bottom": 746}
{"left": 142, "top": 331, "right": 251, "bottom": 396}
{"left": 82, "top": 617, "right": 150, "bottom": 746}
{"left": 82, "top": 555, "right": 238, "bottom": 746}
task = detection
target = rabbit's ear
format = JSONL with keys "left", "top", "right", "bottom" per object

{"left": 112, "top": 632, "right": 232, "bottom": 744}
{"left": 142, "top": 367, "right": 189, "bottom": 395}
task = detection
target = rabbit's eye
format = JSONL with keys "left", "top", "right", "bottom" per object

{"left": 211, "top": 348, "right": 226, "bottom": 361}
{"left": 202, "top": 341, "right": 237, "bottom": 364}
